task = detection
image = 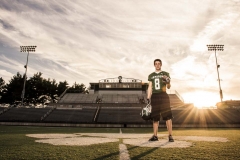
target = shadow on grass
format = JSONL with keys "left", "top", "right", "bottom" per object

{"left": 92, "top": 145, "right": 139, "bottom": 160}
{"left": 92, "top": 142, "right": 163, "bottom": 160}
{"left": 131, "top": 147, "right": 159, "bottom": 160}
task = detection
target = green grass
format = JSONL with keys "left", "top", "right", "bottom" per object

{"left": 0, "top": 126, "right": 239, "bottom": 160}
{"left": 124, "top": 128, "right": 240, "bottom": 160}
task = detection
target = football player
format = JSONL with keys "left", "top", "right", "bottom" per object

{"left": 147, "top": 59, "right": 174, "bottom": 142}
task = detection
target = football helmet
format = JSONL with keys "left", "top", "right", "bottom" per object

{"left": 140, "top": 103, "right": 152, "bottom": 120}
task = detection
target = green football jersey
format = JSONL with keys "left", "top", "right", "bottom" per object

{"left": 148, "top": 71, "right": 170, "bottom": 93}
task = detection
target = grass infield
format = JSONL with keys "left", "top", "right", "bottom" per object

{"left": 0, "top": 126, "right": 239, "bottom": 160}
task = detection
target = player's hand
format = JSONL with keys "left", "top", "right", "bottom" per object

{"left": 162, "top": 75, "right": 170, "bottom": 84}
{"left": 147, "top": 99, "right": 150, "bottom": 104}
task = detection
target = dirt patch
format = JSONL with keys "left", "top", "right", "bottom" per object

{"left": 26, "top": 133, "right": 228, "bottom": 148}
{"left": 80, "top": 133, "right": 168, "bottom": 139}
{"left": 26, "top": 134, "right": 80, "bottom": 139}
{"left": 35, "top": 137, "right": 119, "bottom": 146}
{"left": 174, "top": 136, "right": 228, "bottom": 142}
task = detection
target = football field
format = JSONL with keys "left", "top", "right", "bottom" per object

{"left": 0, "top": 126, "right": 239, "bottom": 160}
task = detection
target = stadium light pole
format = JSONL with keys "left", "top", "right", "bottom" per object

{"left": 207, "top": 44, "right": 224, "bottom": 102}
{"left": 20, "top": 46, "right": 37, "bottom": 107}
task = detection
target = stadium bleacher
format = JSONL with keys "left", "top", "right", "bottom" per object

{"left": 43, "top": 107, "right": 97, "bottom": 123}
{"left": 209, "top": 109, "right": 240, "bottom": 124}
{"left": 171, "top": 108, "right": 200, "bottom": 125}
{"left": 0, "top": 104, "right": 239, "bottom": 127}
{"left": 0, "top": 76, "right": 239, "bottom": 127}
{"left": 100, "top": 94, "right": 140, "bottom": 104}
{"left": 58, "top": 93, "right": 98, "bottom": 103}
{"left": 97, "top": 107, "right": 148, "bottom": 124}
{"left": 168, "top": 94, "right": 184, "bottom": 105}
{"left": 0, "top": 108, "right": 50, "bottom": 122}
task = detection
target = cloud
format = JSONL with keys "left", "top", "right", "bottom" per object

{"left": 0, "top": 0, "right": 240, "bottom": 105}
{"left": 0, "top": 19, "right": 15, "bottom": 30}
{"left": 0, "top": 69, "right": 13, "bottom": 81}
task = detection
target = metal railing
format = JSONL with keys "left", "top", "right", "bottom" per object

{"left": 57, "top": 87, "right": 70, "bottom": 103}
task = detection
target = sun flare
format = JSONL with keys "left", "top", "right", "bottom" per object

{"left": 182, "top": 91, "right": 219, "bottom": 109}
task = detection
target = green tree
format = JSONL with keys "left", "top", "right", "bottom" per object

{"left": 26, "top": 73, "right": 69, "bottom": 105}
{"left": 0, "top": 72, "right": 87, "bottom": 106}
{"left": 0, "top": 72, "right": 24, "bottom": 105}
{"left": 0, "top": 77, "right": 6, "bottom": 100}
{"left": 68, "top": 82, "right": 87, "bottom": 93}
{"left": 26, "top": 72, "right": 44, "bottom": 105}
{"left": 40, "top": 78, "right": 58, "bottom": 104}
{"left": 26, "top": 72, "right": 58, "bottom": 105}
{"left": 57, "top": 80, "right": 69, "bottom": 95}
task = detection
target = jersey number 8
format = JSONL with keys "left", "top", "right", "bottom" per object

{"left": 155, "top": 79, "right": 160, "bottom": 90}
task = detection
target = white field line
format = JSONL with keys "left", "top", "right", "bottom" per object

{"left": 119, "top": 143, "right": 130, "bottom": 160}
{"left": 119, "top": 128, "right": 130, "bottom": 159}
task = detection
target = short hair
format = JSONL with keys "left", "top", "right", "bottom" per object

{"left": 154, "top": 59, "right": 162, "bottom": 65}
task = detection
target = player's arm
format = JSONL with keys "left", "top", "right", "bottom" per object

{"left": 166, "top": 75, "right": 171, "bottom": 89}
{"left": 147, "top": 81, "right": 152, "bottom": 100}
{"left": 167, "top": 82, "right": 171, "bottom": 89}
{"left": 163, "top": 75, "right": 171, "bottom": 89}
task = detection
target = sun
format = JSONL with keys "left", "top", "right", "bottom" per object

{"left": 182, "top": 91, "right": 219, "bottom": 109}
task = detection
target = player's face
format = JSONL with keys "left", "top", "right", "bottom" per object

{"left": 154, "top": 61, "right": 161, "bottom": 71}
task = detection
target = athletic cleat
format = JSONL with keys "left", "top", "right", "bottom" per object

{"left": 169, "top": 135, "right": 174, "bottom": 142}
{"left": 149, "top": 135, "right": 158, "bottom": 141}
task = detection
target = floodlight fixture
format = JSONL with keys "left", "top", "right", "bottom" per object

{"left": 20, "top": 45, "right": 37, "bottom": 107}
{"left": 207, "top": 44, "right": 224, "bottom": 102}
{"left": 20, "top": 46, "right": 37, "bottom": 52}
{"left": 206, "top": 44, "right": 224, "bottom": 51}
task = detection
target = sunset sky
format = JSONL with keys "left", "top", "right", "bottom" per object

{"left": 0, "top": 0, "right": 240, "bottom": 107}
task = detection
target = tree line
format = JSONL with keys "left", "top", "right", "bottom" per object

{"left": 0, "top": 72, "right": 88, "bottom": 107}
